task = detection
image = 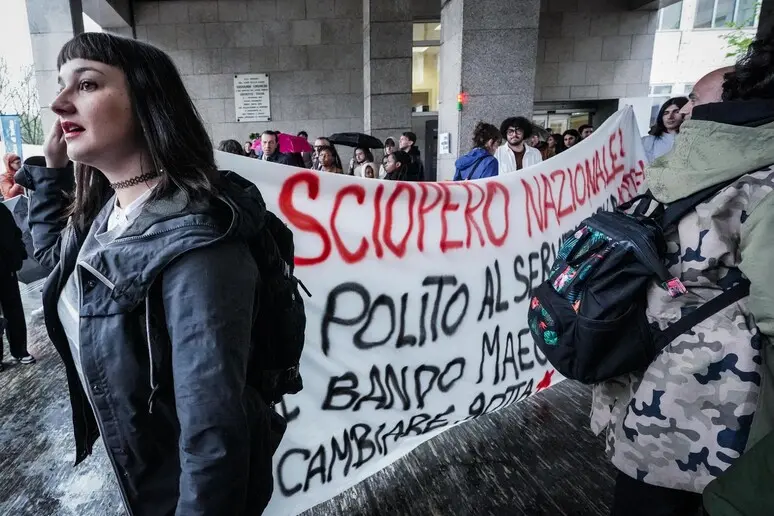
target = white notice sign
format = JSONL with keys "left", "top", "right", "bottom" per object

{"left": 234, "top": 73, "right": 271, "bottom": 122}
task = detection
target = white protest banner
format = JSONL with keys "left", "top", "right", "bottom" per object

{"left": 215, "top": 107, "right": 646, "bottom": 515}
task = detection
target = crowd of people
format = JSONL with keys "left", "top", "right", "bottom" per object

{"left": 452, "top": 117, "right": 594, "bottom": 180}
{"left": 2, "top": 25, "right": 774, "bottom": 516}
{"left": 216, "top": 130, "right": 427, "bottom": 182}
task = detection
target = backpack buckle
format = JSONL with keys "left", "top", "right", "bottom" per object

{"left": 663, "top": 277, "right": 687, "bottom": 298}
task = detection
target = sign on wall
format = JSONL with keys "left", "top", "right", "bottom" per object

{"left": 0, "top": 115, "right": 23, "bottom": 159}
{"left": 439, "top": 132, "right": 451, "bottom": 154}
{"left": 215, "top": 107, "right": 646, "bottom": 516}
{"left": 234, "top": 73, "right": 271, "bottom": 122}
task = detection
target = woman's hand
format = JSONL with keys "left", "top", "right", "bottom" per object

{"left": 44, "top": 120, "right": 69, "bottom": 169}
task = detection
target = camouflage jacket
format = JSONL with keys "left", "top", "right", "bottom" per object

{"left": 592, "top": 121, "right": 774, "bottom": 492}
{"left": 592, "top": 168, "right": 774, "bottom": 492}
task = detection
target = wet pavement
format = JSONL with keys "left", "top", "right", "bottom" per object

{"left": 0, "top": 280, "right": 614, "bottom": 515}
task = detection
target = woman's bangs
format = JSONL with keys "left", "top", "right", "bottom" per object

{"left": 57, "top": 33, "right": 122, "bottom": 70}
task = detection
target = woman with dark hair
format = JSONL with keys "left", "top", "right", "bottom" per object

{"left": 562, "top": 128, "right": 581, "bottom": 149}
{"left": 219, "top": 139, "right": 247, "bottom": 156}
{"left": 641, "top": 96, "right": 688, "bottom": 164}
{"left": 383, "top": 150, "right": 412, "bottom": 181}
{"left": 545, "top": 133, "right": 565, "bottom": 159}
{"left": 13, "top": 33, "right": 276, "bottom": 515}
{"left": 351, "top": 147, "right": 375, "bottom": 177}
{"left": 453, "top": 121, "right": 502, "bottom": 180}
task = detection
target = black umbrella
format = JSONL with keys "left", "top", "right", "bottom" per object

{"left": 328, "top": 132, "right": 383, "bottom": 149}
{"left": 3, "top": 196, "right": 50, "bottom": 284}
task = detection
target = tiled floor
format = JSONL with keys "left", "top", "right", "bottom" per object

{"left": 0, "top": 280, "right": 615, "bottom": 516}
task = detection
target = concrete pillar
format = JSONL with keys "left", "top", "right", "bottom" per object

{"left": 363, "top": 0, "right": 413, "bottom": 142}
{"left": 437, "top": 0, "right": 540, "bottom": 181}
{"left": 26, "top": 0, "right": 83, "bottom": 130}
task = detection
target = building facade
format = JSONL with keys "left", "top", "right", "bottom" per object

{"left": 648, "top": 0, "right": 758, "bottom": 120}
{"left": 25, "top": 0, "right": 769, "bottom": 180}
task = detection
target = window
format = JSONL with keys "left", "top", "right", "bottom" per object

{"left": 650, "top": 84, "right": 673, "bottom": 96}
{"left": 658, "top": 1, "right": 683, "bottom": 30}
{"left": 694, "top": 0, "right": 757, "bottom": 28}
{"left": 413, "top": 22, "right": 441, "bottom": 112}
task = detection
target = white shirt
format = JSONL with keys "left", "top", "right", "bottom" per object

{"left": 494, "top": 143, "right": 543, "bottom": 174}
{"left": 57, "top": 187, "right": 156, "bottom": 391}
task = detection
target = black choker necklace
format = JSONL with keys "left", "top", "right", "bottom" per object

{"left": 110, "top": 171, "right": 159, "bottom": 190}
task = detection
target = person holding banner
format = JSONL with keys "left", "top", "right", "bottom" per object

{"left": 453, "top": 121, "right": 502, "bottom": 180}
{"left": 1, "top": 153, "right": 24, "bottom": 199}
{"left": 15, "top": 32, "right": 277, "bottom": 516}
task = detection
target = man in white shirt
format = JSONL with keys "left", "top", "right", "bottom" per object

{"left": 495, "top": 116, "right": 542, "bottom": 174}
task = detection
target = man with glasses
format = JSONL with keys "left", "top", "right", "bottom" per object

{"left": 495, "top": 117, "right": 543, "bottom": 174}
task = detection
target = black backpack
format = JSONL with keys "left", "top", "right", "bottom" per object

{"left": 527, "top": 180, "right": 750, "bottom": 384}
{"left": 221, "top": 171, "right": 309, "bottom": 407}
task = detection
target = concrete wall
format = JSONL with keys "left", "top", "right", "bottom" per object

{"left": 133, "top": 0, "right": 365, "bottom": 144}
{"left": 535, "top": 0, "right": 657, "bottom": 101}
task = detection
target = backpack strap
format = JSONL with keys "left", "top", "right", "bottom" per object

{"left": 465, "top": 155, "right": 489, "bottom": 180}
{"left": 654, "top": 279, "right": 751, "bottom": 352}
{"left": 660, "top": 178, "right": 738, "bottom": 230}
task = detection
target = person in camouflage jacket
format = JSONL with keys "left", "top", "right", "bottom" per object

{"left": 593, "top": 42, "right": 774, "bottom": 514}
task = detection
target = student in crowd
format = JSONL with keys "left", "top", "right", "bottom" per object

{"left": 398, "top": 132, "right": 424, "bottom": 181}
{"left": 495, "top": 116, "right": 542, "bottom": 173}
{"left": 383, "top": 150, "right": 412, "bottom": 181}
{"left": 379, "top": 137, "right": 396, "bottom": 178}
{"left": 578, "top": 124, "right": 594, "bottom": 139}
{"left": 15, "top": 32, "right": 276, "bottom": 515}
{"left": 297, "top": 130, "right": 313, "bottom": 168}
{"left": 1, "top": 153, "right": 24, "bottom": 199}
{"left": 317, "top": 146, "right": 343, "bottom": 174}
{"left": 348, "top": 147, "right": 374, "bottom": 176}
{"left": 357, "top": 162, "right": 377, "bottom": 179}
{"left": 641, "top": 96, "right": 689, "bottom": 164}
{"left": 562, "top": 129, "right": 581, "bottom": 149}
{"left": 218, "top": 139, "right": 247, "bottom": 156}
{"left": 255, "top": 130, "right": 295, "bottom": 166}
{"left": 594, "top": 31, "right": 774, "bottom": 515}
{"left": 243, "top": 140, "right": 256, "bottom": 158}
{"left": 453, "top": 121, "right": 502, "bottom": 180}
{"left": 312, "top": 137, "right": 343, "bottom": 171}
{"left": 527, "top": 134, "right": 541, "bottom": 148}
{"left": 0, "top": 201, "right": 34, "bottom": 372}
{"left": 545, "top": 133, "right": 565, "bottom": 159}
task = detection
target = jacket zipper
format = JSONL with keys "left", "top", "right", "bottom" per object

{"left": 145, "top": 295, "right": 159, "bottom": 414}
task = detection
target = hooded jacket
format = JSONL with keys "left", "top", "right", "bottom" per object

{"left": 15, "top": 159, "right": 276, "bottom": 516}
{"left": 1, "top": 153, "right": 23, "bottom": 199}
{"left": 453, "top": 147, "right": 498, "bottom": 180}
{"left": 592, "top": 100, "right": 774, "bottom": 493}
